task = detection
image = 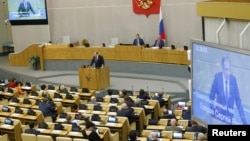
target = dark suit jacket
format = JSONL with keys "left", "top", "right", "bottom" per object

{"left": 38, "top": 102, "right": 55, "bottom": 117}
{"left": 82, "top": 130, "right": 101, "bottom": 141}
{"left": 18, "top": 2, "right": 35, "bottom": 15}
{"left": 90, "top": 55, "right": 105, "bottom": 68}
{"left": 153, "top": 39, "right": 165, "bottom": 47}
{"left": 117, "top": 108, "right": 138, "bottom": 122}
{"left": 25, "top": 128, "right": 40, "bottom": 135}
{"left": 209, "top": 72, "right": 247, "bottom": 124}
{"left": 153, "top": 97, "right": 165, "bottom": 107}
{"left": 133, "top": 38, "right": 145, "bottom": 46}
{"left": 186, "top": 125, "right": 207, "bottom": 134}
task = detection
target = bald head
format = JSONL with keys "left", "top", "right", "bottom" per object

{"left": 121, "top": 103, "right": 128, "bottom": 109}
{"left": 170, "top": 118, "right": 178, "bottom": 126}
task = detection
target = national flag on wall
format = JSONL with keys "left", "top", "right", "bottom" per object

{"left": 159, "top": 7, "right": 166, "bottom": 40}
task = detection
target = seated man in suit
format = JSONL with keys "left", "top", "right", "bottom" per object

{"left": 153, "top": 92, "right": 165, "bottom": 108}
{"left": 39, "top": 97, "right": 57, "bottom": 122}
{"left": 25, "top": 122, "right": 40, "bottom": 135}
{"left": 117, "top": 103, "right": 138, "bottom": 123}
{"left": 186, "top": 120, "right": 207, "bottom": 134}
{"left": 152, "top": 35, "right": 165, "bottom": 48}
{"left": 136, "top": 89, "right": 150, "bottom": 100}
{"left": 164, "top": 118, "right": 182, "bottom": 132}
{"left": 132, "top": 34, "right": 145, "bottom": 46}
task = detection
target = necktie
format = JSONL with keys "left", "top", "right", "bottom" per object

{"left": 156, "top": 40, "right": 159, "bottom": 47}
{"left": 95, "top": 56, "right": 98, "bottom": 62}
{"left": 24, "top": 2, "right": 27, "bottom": 9}
{"left": 225, "top": 80, "right": 229, "bottom": 100}
{"left": 137, "top": 39, "right": 140, "bottom": 46}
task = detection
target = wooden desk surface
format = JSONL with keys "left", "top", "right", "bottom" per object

{"left": 146, "top": 125, "right": 166, "bottom": 130}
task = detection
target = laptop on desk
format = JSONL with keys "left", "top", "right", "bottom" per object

{"left": 107, "top": 116, "right": 117, "bottom": 123}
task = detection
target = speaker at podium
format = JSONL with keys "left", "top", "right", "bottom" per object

{"left": 78, "top": 66, "right": 110, "bottom": 90}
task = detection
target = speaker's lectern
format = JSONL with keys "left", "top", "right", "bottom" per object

{"left": 78, "top": 67, "right": 110, "bottom": 90}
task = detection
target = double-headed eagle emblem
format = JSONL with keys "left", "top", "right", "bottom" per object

{"left": 135, "top": 0, "right": 153, "bottom": 9}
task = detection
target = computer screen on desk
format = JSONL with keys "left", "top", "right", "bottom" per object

{"left": 108, "top": 116, "right": 117, "bottom": 123}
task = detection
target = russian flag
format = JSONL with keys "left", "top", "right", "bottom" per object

{"left": 159, "top": 7, "right": 166, "bottom": 40}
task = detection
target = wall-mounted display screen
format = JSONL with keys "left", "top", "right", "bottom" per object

{"left": 7, "top": 0, "right": 48, "bottom": 25}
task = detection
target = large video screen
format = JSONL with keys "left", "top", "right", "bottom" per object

{"left": 7, "top": 0, "right": 48, "bottom": 25}
{"left": 191, "top": 39, "right": 250, "bottom": 125}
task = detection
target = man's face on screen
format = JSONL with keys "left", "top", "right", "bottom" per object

{"left": 223, "top": 61, "right": 231, "bottom": 79}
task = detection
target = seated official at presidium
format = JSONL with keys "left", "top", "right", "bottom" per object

{"left": 90, "top": 51, "right": 105, "bottom": 68}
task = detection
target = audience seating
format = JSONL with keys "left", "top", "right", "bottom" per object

{"left": 37, "top": 135, "right": 53, "bottom": 141}
{"left": 73, "top": 139, "right": 89, "bottom": 141}
{"left": 21, "top": 133, "right": 37, "bottom": 141}
{"left": 0, "top": 134, "right": 8, "bottom": 141}
{"left": 56, "top": 136, "right": 73, "bottom": 141}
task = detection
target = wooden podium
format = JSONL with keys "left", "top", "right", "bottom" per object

{"left": 78, "top": 67, "right": 110, "bottom": 90}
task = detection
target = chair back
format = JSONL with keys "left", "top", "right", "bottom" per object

{"left": 56, "top": 137, "right": 73, "bottom": 141}
{"left": 21, "top": 133, "right": 37, "bottom": 141}
{"left": 37, "top": 135, "right": 53, "bottom": 141}
{"left": 73, "top": 139, "right": 89, "bottom": 141}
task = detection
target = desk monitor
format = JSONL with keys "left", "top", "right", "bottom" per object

{"left": 150, "top": 130, "right": 161, "bottom": 138}
{"left": 178, "top": 101, "right": 186, "bottom": 107}
{"left": 4, "top": 118, "right": 13, "bottom": 125}
{"left": 2, "top": 106, "right": 10, "bottom": 112}
{"left": 168, "top": 110, "right": 173, "bottom": 115}
{"left": 172, "top": 131, "right": 183, "bottom": 139}
{"left": 108, "top": 116, "right": 117, "bottom": 123}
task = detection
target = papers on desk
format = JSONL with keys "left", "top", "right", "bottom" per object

{"left": 9, "top": 102, "right": 18, "bottom": 105}
{"left": 0, "top": 83, "right": 5, "bottom": 86}
{"left": 21, "top": 86, "right": 31, "bottom": 90}
{"left": 53, "top": 98, "right": 62, "bottom": 101}
{"left": 78, "top": 110, "right": 88, "bottom": 113}
{"left": 1, "top": 124, "right": 11, "bottom": 128}
{"left": 144, "top": 105, "right": 148, "bottom": 108}
{"left": 69, "top": 131, "right": 80, "bottom": 135}
{"left": 151, "top": 47, "right": 160, "bottom": 49}
{"left": 92, "top": 111, "right": 101, "bottom": 114}
{"left": 48, "top": 90, "right": 56, "bottom": 93}
{"left": 52, "top": 130, "right": 62, "bottom": 133}
{"left": 11, "top": 113, "right": 21, "bottom": 117}
{"left": 36, "top": 128, "right": 46, "bottom": 132}
{"left": 106, "top": 123, "right": 116, "bottom": 126}
{"left": 57, "top": 118, "right": 67, "bottom": 122}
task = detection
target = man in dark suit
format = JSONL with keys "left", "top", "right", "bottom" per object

{"left": 186, "top": 120, "right": 207, "bottom": 134}
{"left": 18, "top": 0, "right": 35, "bottom": 17}
{"left": 153, "top": 92, "right": 165, "bottom": 108}
{"left": 153, "top": 36, "right": 165, "bottom": 48}
{"left": 39, "top": 97, "right": 57, "bottom": 122}
{"left": 132, "top": 34, "right": 145, "bottom": 46}
{"left": 90, "top": 51, "right": 105, "bottom": 68}
{"left": 25, "top": 122, "right": 40, "bottom": 135}
{"left": 209, "top": 57, "right": 247, "bottom": 124}
{"left": 117, "top": 103, "right": 138, "bottom": 123}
